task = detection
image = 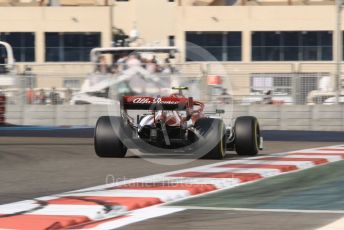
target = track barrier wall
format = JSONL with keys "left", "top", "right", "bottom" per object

{"left": 4, "top": 104, "right": 344, "bottom": 131}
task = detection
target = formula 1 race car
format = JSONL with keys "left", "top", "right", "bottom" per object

{"left": 94, "top": 87, "right": 263, "bottom": 159}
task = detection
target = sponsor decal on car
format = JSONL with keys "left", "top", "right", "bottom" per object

{"left": 125, "top": 96, "right": 187, "bottom": 105}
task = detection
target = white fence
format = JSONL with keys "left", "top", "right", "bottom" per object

{"left": 3, "top": 62, "right": 344, "bottom": 131}
{"left": 5, "top": 104, "right": 344, "bottom": 131}
{"left": 235, "top": 105, "right": 344, "bottom": 131}
{"left": 2, "top": 62, "right": 344, "bottom": 106}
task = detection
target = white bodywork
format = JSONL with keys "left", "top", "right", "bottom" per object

{"left": 323, "top": 96, "right": 344, "bottom": 104}
{"left": 138, "top": 111, "right": 183, "bottom": 130}
{"left": 241, "top": 93, "right": 293, "bottom": 105}
{"left": 0, "top": 41, "right": 16, "bottom": 87}
{"left": 71, "top": 47, "right": 178, "bottom": 105}
{"left": 70, "top": 66, "right": 170, "bottom": 105}
{"left": 307, "top": 76, "right": 341, "bottom": 104}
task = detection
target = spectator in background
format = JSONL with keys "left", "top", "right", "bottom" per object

{"left": 37, "top": 89, "right": 46, "bottom": 105}
{"left": 220, "top": 88, "right": 231, "bottom": 104}
{"left": 126, "top": 53, "right": 142, "bottom": 68}
{"left": 109, "top": 64, "right": 119, "bottom": 74}
{"left": 95, "top": 55, "right": 109, "bottom": 74}
{"left": 64, "top": 88, "right": 73, "bottom": 103}
{"left": 162, "top": 58, "right": 173, "bottom": 74}
{"left": 146, "top": 59, "right": 158, "bottom": 74}
{"left": 49, "top": 87, "right": 60, "bottom": 105}
{"left": 151, "top": 55, "right": 157, "bottom": 64}
{"left": 117, "top": 54, "right": 128, "bottom": 64}
{"left": 116, "top": 54, "right": 128, "bottom": 72}
{"left": 263, "top": 90, "right": 273, "bottom": 104}
{"left": 26, "top": 88, "right": 34, "bottom": 105}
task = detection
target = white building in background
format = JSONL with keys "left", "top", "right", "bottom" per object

{"left": 0, "top": 0, "right": 343, "bottom": 98}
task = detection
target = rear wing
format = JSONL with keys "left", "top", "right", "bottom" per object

{"left": 121, "top": 96, "right": 191, "bottom": 111}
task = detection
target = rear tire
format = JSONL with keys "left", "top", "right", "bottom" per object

{"left": 94, "top": 116, "right": 127, "bottom": 158}
{"left": 234, "top": 116, "right": 260, "bottom": 156}
{"left": 194, "top": 118, "right": 226, "bottom": 160}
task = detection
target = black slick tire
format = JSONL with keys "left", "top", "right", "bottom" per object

{"left": 194, "top": 118, "right": 226, "bottom": 160}
{"left": 94, "top": 116, "right": 127, "bottom": 158}
{"left": 234, "top": 116, "right": 260, "bottom": 156}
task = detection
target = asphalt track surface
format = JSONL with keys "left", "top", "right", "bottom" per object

{"left": 2, "top": 137, "right": 335, "bottom": 204}
{"left": 1, "top": 132, "right": 344, "bottom": 229}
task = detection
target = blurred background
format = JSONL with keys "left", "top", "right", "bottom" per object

{"left": 1, "top": 0, "right": 344, "bottom": 131}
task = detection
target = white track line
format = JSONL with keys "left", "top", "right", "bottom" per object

{"left": 167, "top": 206, "right": 344, "bottom": 214}
{"left": 0, "top": 200, "right": 39, "bottom": 214}
{"left": 282, "top": 155, "right": 342, "bottom": 162}
{"left": 81, "top": 207, "right": 185, "bottom": 230}
{"left": 59, "top": 189, "right": 191, "bottom": 202}
{"left": 317, "top": 216, "right": 344, "bottom": 229}
{"left": 219, "top": 160, "right": 315, "bottom": 169}
{"left": 187, "top": 167, "right": 281, "bottom": 177}
{"left": 27, "top": 204, "right": 112, "bottom": 219}
{"left": 293, "top": 150, "right": 344, "bottom": 154}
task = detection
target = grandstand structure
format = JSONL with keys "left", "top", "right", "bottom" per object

{"left": 0, "top": 0, "right": 342, "bottom": 102}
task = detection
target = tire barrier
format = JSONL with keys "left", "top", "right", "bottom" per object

{"left": 0, "top": 94, "right": 5, "bottom": 125}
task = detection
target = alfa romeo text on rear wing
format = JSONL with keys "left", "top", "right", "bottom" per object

{"left": 121, "top": 96, "right": 193, "bottom": 111}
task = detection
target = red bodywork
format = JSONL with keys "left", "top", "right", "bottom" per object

{"left": 121, "top": 94, "right": 205, "bottom": 127}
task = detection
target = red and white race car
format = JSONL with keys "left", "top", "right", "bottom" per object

{"left": 94, "top": 87, "right": 262, "bottom": 159}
